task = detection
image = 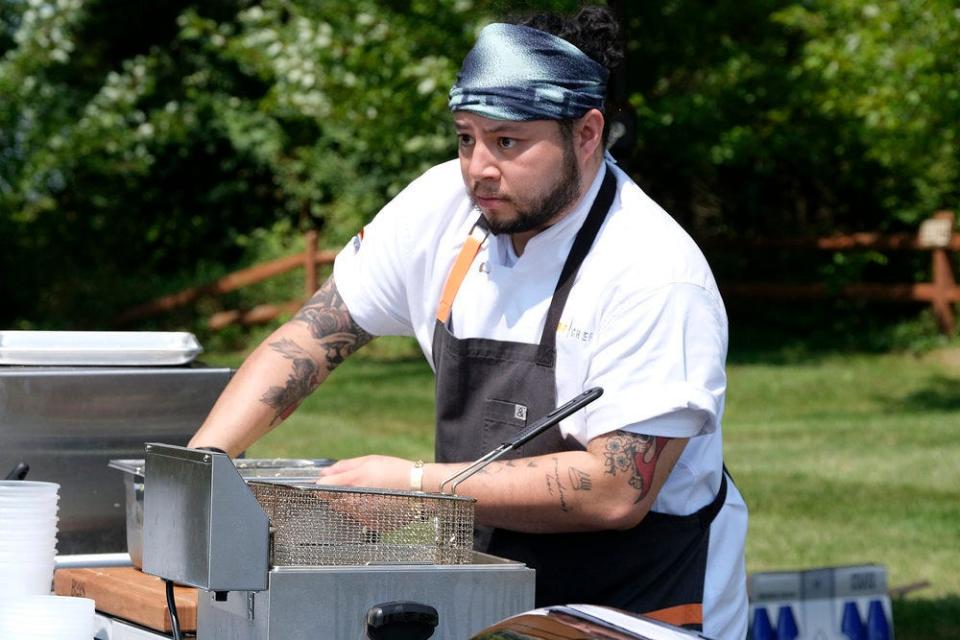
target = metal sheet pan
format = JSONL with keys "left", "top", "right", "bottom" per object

{"left": 0, "top": 331, "right": 203, "bottom": 365}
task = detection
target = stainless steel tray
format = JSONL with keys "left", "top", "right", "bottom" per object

{"left": 0, "top": 331, "right": 202, "bottom": 365}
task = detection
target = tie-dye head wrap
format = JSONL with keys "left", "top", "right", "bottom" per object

{"left": 448, "top": 23, "right": 608, "bottom": 121}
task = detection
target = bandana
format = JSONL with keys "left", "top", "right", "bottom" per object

{"left": 448, "top": 23, "right": 608, "bottom": 121}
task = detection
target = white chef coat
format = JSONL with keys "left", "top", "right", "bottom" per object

{"left": 334, "top": 159, "right": 748, "bottom": 639}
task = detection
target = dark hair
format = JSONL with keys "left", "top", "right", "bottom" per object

{"left": 514, "top": 6, "right": 624, "bottom": 148}
{"left": 514, "top": 5, "right": 624, "bottom": 73}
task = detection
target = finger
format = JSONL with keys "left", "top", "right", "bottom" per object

{"left": 321, "top": 457, "right": 366, "bottom": 475}
{"left": 315, "top": 469, "right": 357, "bottom": 486}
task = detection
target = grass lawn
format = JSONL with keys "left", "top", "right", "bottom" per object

{"left": 208, "top": 337, "right": 960, "bottom": 639}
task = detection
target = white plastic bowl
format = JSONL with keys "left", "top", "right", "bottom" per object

{"left": 0, "top": 480, "right": 60, "bottom": 494}
{"left": 0, "top": 515, "right": 58, "bottom": 526}
{"left": 0, "top": 507, "right": 59, "bottom": 519}
{"left": 0, "top": 560, "right": 56, "bottom": 596}
{"left": 0, "top": 544, "right": 57, "bottom": 558}
{"left": 0, "top": 530, "right": 58, "bottom": 543}
{"left": 0, "top": 595, "right": 94, "bottom": 638}
{"left": 0, "top": 515, "right": 59, "bottom": 528}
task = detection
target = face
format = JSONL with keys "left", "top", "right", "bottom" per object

{"left": 454, "top": 112, "right": 581, "bottom": 236}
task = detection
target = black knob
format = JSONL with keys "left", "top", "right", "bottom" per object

{"left": 366, "top": 601, "right": 439, "bottom": 640}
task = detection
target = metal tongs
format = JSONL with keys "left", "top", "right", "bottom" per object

{"left": 439, "top": 387, "right": 603, "bottom": 495}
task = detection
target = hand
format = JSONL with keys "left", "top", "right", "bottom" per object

{"left": 318, "top": 455, "right": 414, "bottom": 491}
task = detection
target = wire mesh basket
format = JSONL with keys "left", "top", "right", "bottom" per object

{"left": 249, "top": 481, "right": 476, "bottom": 567}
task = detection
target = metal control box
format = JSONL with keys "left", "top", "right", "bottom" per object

{"left": 199, "top": 557, "right": 535, "bottom": 640}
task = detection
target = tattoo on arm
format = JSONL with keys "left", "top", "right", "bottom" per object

{"left": 259, "top": 277, "right": 374, "bottom": 426}
{"left": 260, "top": 338, "right": 321, "bottom": 426}
{"left": 601, "top": 432, "right": 671, "bottom": 503}
{"left": 478, "top": 459, "right": 538, "bottom": 476}
{"left": 568, "top": 467, "right": 592, "bottom": 491}
{"left": 545, "top": 457, "right": 571, "bottom": 512}
{"left": 293, "top": 277, "right": 374, "bottom": 368}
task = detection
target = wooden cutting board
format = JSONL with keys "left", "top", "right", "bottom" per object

{"left": 54, "top": 567, "right": 198, "bottom": 632}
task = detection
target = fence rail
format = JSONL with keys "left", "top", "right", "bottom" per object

{"left": 708, "top": 211, "right": 959, "bottom": 334}
{"left": 115, "top": 230, "right": 335, "bottom": 328}
{"left": 117, "top": 212, "right": 960, "bottom": 335}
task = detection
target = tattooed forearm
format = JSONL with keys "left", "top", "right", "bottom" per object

{"left": 260, "top": 278, "right": 373, "bottom": 426}
{"left": 545, "top": 457, "right": 571, "bottom": 512}
{"left": 478, "top": 459, "right": 538, "bottom": 476}
{"left": 260, "top": 338, "right": 321, "bottom": 426}
{"left": 293, "top": 277, "right": 374, "bottom": 369}
{"left": 601, "top": 432, "right": 670, "bottom": 503}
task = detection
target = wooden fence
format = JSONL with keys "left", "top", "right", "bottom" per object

{"left": 115, "top": 230, "right": 336, "bottom": 329}
{"left": 117, "top": 212, "right": 960, "bottom": 334}
{"left": 707, "top": 211, "right": 959, "bottom": 334}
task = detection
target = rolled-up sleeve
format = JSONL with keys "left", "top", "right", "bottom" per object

{"left": 582, "top": 282, "right": 728, "bottom": 441}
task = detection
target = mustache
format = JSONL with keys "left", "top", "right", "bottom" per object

{"left": 470, "top": 183, "right": 512, "bottom": 201}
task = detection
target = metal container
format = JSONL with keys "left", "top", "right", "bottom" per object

{"left": 109, "top": 457, "right": 333, "bottom": 569}
{"left": 0, "top": 364, "right": 233, "bottom": 553}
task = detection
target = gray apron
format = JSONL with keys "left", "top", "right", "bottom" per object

{"left": 431, "top": 168, "right": 728, "bottom": 629}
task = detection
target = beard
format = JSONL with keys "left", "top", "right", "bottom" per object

{"left": 470, "top": 140, "right": 582, "bottom": 236}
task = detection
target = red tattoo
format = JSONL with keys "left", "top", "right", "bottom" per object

{"left": 633, "top": 436, "right": 669, "bottom": 500}
{"left": 602, "top": 433, "right": 671, "bottom": 502}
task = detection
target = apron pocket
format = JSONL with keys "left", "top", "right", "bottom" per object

{"left": 482, "top": 398, "right": 528, "bottom": 454}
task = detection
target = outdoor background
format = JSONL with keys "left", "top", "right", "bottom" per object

{"left": 2, "top": 0, "right": 958, "bottom": 637}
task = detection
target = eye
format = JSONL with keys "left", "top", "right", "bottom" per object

{"left": 498, "top": 137, "right": 517, "bottom": 150}
{"left": 457, "top": 133, "right": 474, "bottom": 147}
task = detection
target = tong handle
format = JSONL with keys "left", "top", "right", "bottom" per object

{"left": 506, "top": 387, "right": 603, "bottom": 451}
{"left": 439, "top": 387, "right": 603, "bottom": 495}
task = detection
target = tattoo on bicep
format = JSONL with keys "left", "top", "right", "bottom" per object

{"left": 260, "top": 338, "right": 322, "bottom": 426}
{"left": 601, "top": 432, "right": 671, "bottom": 503}
{"left": 293, "top": 277, "right": 374, "bottom": 369}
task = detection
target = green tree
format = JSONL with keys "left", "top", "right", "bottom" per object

{"left": 2, "top": 0, "right": 956, "bottom": 328}
{"left": 0, "top": 0, "right": 492, "bottom": 326}
{"left": 621, "top": 0, "right": 958, "bottom": 237}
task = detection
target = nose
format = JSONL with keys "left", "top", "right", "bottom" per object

{"left": 464, "top": 139, "right": 501, "bottom": 184}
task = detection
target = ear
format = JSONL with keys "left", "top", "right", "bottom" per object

{"left": 575, "top": 109, "right": 605, "bottom": 162}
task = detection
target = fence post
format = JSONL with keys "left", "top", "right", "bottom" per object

{"left": 304, "top": 230, "right": 318, "bottom": 300}
{"left": 922, "top": 211, "right": 957, "bottom": 335}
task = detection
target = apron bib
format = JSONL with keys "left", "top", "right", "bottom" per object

{"left": 431, "top": 167, "right": 727, "bottom": 630}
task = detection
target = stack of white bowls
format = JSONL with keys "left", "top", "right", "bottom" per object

{"left": 0, "top": 595, "right": 95, "bottom": 638}
{"left": 0, "top": 480, "right": 60, "bottom": 598}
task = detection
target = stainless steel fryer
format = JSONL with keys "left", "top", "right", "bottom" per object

{"left": 141, "top": 443, "right": 534, "bottom": 639}
{"left": 139, "top": 389, "right": 602, "bottom": 638}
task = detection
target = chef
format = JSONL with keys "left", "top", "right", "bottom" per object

{"left": 189, "top": 7, "right": 748, "bottom": 638}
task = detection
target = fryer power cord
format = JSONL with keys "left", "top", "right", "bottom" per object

{"left": 165, "top": 578, "right": 182, "bottom": 640}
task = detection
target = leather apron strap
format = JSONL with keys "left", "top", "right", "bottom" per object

{"left": 434, "top": 167, "right": 618, "bottom": 353}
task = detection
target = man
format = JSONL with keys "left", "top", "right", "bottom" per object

{"left": 189, "top": 7, "right": 747, "bottom": 638}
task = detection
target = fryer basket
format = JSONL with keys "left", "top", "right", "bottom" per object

{"left": 249, "top": 482, "right": 475, "bottom": 566}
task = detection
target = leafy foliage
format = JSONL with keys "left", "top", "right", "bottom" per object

{"left": 623, "top": 0, "right": 960, "bottom": 235}
{"left": 0, "top": 0, "right": 957, "bottom": 327}
{"left": 0, "top": 0, "right": 489, "bottom": 326}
